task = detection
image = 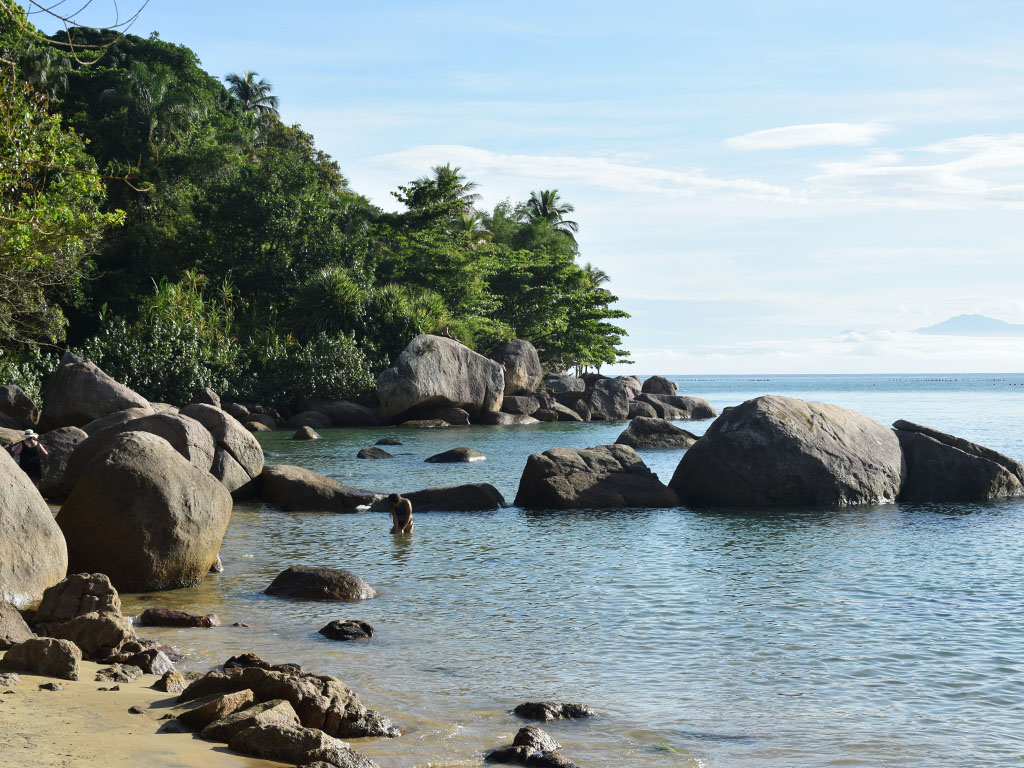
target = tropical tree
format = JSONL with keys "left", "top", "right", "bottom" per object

{"left": 458, "top": 211, "right": 491, "bottom": 248}
{"left": 394, "top": 163, "right": 480, "bottom": 213}
{"left": 224, "top": 70, "right": 279, "bottom": 116}
{"left": 523, "top": 188, "right": 580, "bottom": 243}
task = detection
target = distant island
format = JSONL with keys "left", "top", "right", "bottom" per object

{"left": 916, "top": 314, "right": 1024, "bottom": 337}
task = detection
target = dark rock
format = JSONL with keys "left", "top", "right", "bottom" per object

{"left": 154, "top": 669, "right": 187, "bottom": 692}
{"left": 485, "top": 726, "right": 579, "bottom": 767}
{"left": 615, "top": 375, "right": 642, "bottom": 399}
{"left": 533, "top": 408, "right": 559, "bottom": 423}
{"left": 399, "top": 419, "right": 449, "bottom": 429}
{"left": 286, "top": 411, "right": 333, "bottom": 430}
{"left": 39, "top": 359, "right": 149, "bottom": 431}
{"left": 0, "top": 637, "right": 81, "bottom": 679}
{"left": 0, "top": 449, "right": 67, "bottom": 609}
{"left": 210, "top": 556, "right": 224, "bottom": 573}
{"left": 0, "top": 601, "right": 33, "bottom": 649}
{"left": 191, "top": 388, "right": 221, "bottom": 408}
{"left": 571, "top": 399, "right": 592, "bottom": 422}
{"left": 541, "top": 374, "right": 585, "bottom": 394}
{"left": 669, "top": 395, "right": 903, "bottom": 507}
{"left": 514, "top": 701, "right": 597, "bottom": 721}
{"left": 297, "top": 400, "right": 377, "bottom": 427}
{"left": 425, "top": 447, "right": 485, "bottom": 463}
{"left": 177, "top": 669, "right": 241, "bottom": 703}
{"left": 615, "top": 417, "right": 698, "bottom": 449}
{"left": 637, "top": 393, "right": 717, "bottom": 421}
{"left": 37, "top": 610, "right": 136, "bottom": 660}
{"left": 139, "top": 608, "right": 220, "bottom": 628}
{"left": 502, "top": 395, "right": 540, "bottom": 416}
{"left": 179, "top": 689, "right": 256, "bottom": 729}
{"left": 247, "top": 413, "right": 278, "bottom": 430}
{"left": 259, "top": 465, "right": 378, "bottom": 512}
{"left": 641, "top": 375, "right": 678, "bottom": 396}
{"left": 375, "top": 438, "right": 402, "bottom": 446}
{"left": 200, "top": 698, "right": 301, "bottom": 743}
{"left": 377, "top": 334, "right": 504, "bottom": 424}
{"left": 386, "top": 483, "right": 506, "bottom": 512}
{"left": 265, "top": 566, "right": 378, "bottom": 601}
{"left": 128, "top": 705, "right": 145, "bottom": 714}
{"left": 40, "top": 681, "right": 63, "bottom": 691}
{"left": 228, "top": 723, "right": 378, "bottom": 768}
{"left": 95, "top": 663, "right": 143, "bottom": 683}
{"left": 0, "top": 385, "right": 39, "bottom": 428}
{"left": 420, "top": 406, "right": 471, "bottom": 426}
{"left": 627, "top": 400, "right": 658, "bottom": 419}
{"left": 291, "top": 426, "right": 321, "bottom": 440}
{"left": 38, "top": 426, "right": 88, "bottom": 500}
{"left": 515, "top": 444, "right": 679, "bottom": 510}
{"left": 357, "top": 447, "right": 393, "bottom": 460}
{"left": 58, "top": 432, "right": 233, "bottom": 592}
{"left": 246, "top": 421, "right": 272, "bottom": 432}
{"left": 225, "top": 652, "right": 271, "bottom": 670}
{"left": 490, "top": 340, "right": 544, "bottom": 395}
{"left": 319, "top": 620, "right": 373, "bottom": 641}
{"left": 222, "top": 402, "right": 250, "bottom": 421}
{"left": 80, "top": 406, "right": 154, "bottom": 436}
{"left": 894, "top": 420, "right": 1024, "bottom": 501}
{"left": 125, "top": 649, "right": 174, "bottom": 676}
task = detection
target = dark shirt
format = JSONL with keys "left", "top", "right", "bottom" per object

{"left": 17, "top": 443, "right": 42, "bottom": 478}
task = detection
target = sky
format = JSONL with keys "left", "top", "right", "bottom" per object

{"left": 27, "top": 0, "right": 1024, "bottom": 374}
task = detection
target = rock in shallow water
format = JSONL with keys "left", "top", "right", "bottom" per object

{"left": 669, "top": 395, "right": 903, "bottom": 507}
{"left": 265, "top": 566, "right": 378, "bottom": 601}
{"left": 356, "top": 447, "right": 393, "bottom": 460}
{"left": 139, "top": 607, "right": 220, "bottom": 628}
{"left": 615, "top": 416, "right": 697, "bottom": 450}
{"left": 425, "top": 447, "right": 485, "bottom": 463}
{"left": 486, "top": 726, "right": 579, "bottom": 767}
{"left": 319, "top": 620, "right": 373, "bottom": 641}
{"left": 514, "top": 701, "right": 596, "bottom": 721}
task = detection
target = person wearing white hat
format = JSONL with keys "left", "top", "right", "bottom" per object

{"left": 10, "top": 429, "right": 49, "bottom": 492}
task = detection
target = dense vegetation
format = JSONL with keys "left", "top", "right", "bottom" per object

{"left": 0, "top": 3, "right": 630, "bottom": 405}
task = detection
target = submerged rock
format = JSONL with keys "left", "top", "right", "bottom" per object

{"left": 515, "top": 444, "right": 679, "bottom": 510}
{"left": 357, "top": 447, "right": 394, "bottom": 460}
{"left": 291, "top": 426, "right": 321, "bottom": 440}
{"left": 138, "top": 607, "right": 220, "bottom": 628}
{"left": 319, "top": 619, "right": 374, "bottom": 641}
{"left": 389, "top": 483, "right": 506, "bottom": 512}
{"left": 670, "top": 395, "right": 903, "bottom": 507}
{"left": 514, "top": 701, "right": 597, "bottom": 721}
{"left": 486, "top": 726, "right": 579, "bottom": 767}
{"left": 259, "top": 465, "right": 378, "bottom": 512}
{"left": 265, "top": 566, "right": 378, "bottom": 601}
{"left": 425, "top": 447, "right": 485, "bottom": 463}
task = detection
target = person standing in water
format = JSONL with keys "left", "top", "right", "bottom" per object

{"left": 388, "top": 493, "right": 413, "bottom": 534}
{"left": 10, "top": 429, "right": 49, "bottom": 492}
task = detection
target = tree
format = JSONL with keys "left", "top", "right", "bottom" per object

{"left": 523, "top": 188, "right": 579, "bottom": 243}
{"left": 224, "top": 70, "right": 279, "bottom": 116}
{"left": 393, "top": 162, "right": 480, "bottom": 214}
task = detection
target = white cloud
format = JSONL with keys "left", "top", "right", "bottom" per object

{"left": 724, "top": 122, "right": 890, "bottom": 150}
{"left": 810, "top": 133, "right": 1024, "bottom": 209}
{"left": 364, "top": 145, "right": 797, "bottom": 203}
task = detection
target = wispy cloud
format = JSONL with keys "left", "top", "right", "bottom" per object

{"left": 811, "top": 132, "right": 1024, "bottom": 209}
{"left": 725, "top": 122, "right": 890, "bottom": 150}
{"left": 365, "top": 145, "right": 798, "bottom": 202}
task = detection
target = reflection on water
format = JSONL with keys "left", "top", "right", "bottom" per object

{"left": 118, "top": 376, "right": 1024, "bottom": 767}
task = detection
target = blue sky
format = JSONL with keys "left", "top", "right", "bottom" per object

{"left": 31, "top": 1, "right": 1024, "bottom": 373}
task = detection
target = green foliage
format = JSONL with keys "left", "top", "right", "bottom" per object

{"left": 0, "top": 345, "right": 57, "bottom": 402}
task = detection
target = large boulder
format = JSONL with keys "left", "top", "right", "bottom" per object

{"left": 81, "top": 406, "right": 154, "bottom": 435}
{"left": 376, "top": 334, "right": 504, "bottom": 423}
{"left": 541, "top": 374, "right": 585, "bottom": 394}
{"left": 0, "top": 449, "right": 67, "bottom": 608}
{"left": 615, "top": 417, "right": 698, "bottom": 449}
{"left": 894, "top": 420, "right": 1024, "bottom": 502}
{"left": 200, "top": 699, "right": 301, "bottom": 743}
{"left": 285, "top": 411, "right": 333, "bottom": 429}
{"left": 587, "top": 379, "right": 631, "bottom": 421}
{"left": 425, "top": 447, "right": 485, "bottom": 463}
{"left": 490, "top": 340, "right": 543, "bottom": 395}
{"left": 502, "top": 395, "right": 540, "bottom": 416}
{"left": 0, "top": 637, "right": 81, "bottom": 680}
{"left": 39, "top": 359, "right": 149, "bottom": 431}
{"left": 229, "top": 723, "right": 377, "bottom": 768}
{"left": 641, "top": 376, "right": 677, "bottom": 396}
{"left": 259, "top": 465, "right": 377, "bottom": 512}
{"left": 0, "top": 600, "right": 33, "bottom": 649}
{"left": 265, "top": 566, "right": 377, "bottom": 601}
{"left": 669, "top": 395, "right": 904, "bottom": 507}
{"left": 57, "top": 432, "right": 233, "bottom": 592}
{"left": 515, "top": 444, "right": 679, "bottom": 510}
{"left": 637, "top": 393, "right": 717, "bottom": 421}
{"left": 38, "top": 426, "right": 88, "bottom": 500}
{"left": 0, "top": 385, "right": 39, "bottom": 428}
{"left": 179, "top": 403, "right": 264, "bottom": 498}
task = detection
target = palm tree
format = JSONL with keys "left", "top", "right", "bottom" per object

{"left": 458, "top": 211, "right": 492, "bottom": 248}
{"left": 224, "top": 71, "right": 279, "bottom": 117}
{"left": 523, "top": 189, "right": 579, "bottom": 242}
{"left": 582, "top": 262, "right": 610, "bottom": 287}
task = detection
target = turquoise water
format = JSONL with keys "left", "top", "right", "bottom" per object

{"left": 119, "top": 374, "right": 1024, "bottom": 767}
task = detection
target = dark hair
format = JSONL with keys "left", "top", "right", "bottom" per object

{"left": 387, "top": 493, "right": 400, "bottom": 504}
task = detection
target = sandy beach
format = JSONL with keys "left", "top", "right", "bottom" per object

{"left": 0, "top": 654, "right": 286, "bottom": 768}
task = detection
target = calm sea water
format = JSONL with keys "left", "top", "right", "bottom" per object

{"left": 120, "top": 374, "right": 1024, "bottom": 768}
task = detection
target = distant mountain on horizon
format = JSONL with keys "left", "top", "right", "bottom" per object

{"left": 916, "top": 314, "right": 1024, "bottom": 337}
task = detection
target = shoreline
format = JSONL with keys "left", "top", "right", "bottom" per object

{"left": 0, "top": 654, "right": 287, "bottom": 768}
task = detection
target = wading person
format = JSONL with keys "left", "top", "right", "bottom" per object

{"left": 10, "top": 429, "right": 48, "bottom": 492}
{"left": 388, "top": 493, "right": 413, "bottom": 534}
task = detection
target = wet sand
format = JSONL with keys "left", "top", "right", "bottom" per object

{"left": 0, "top": 654, "right": 287, "bottom": 768}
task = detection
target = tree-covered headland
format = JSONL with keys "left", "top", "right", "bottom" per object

{"left": 0, "top": 3, "right": 630, "bottom": 405}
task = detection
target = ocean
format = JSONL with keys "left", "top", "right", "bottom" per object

{"left": 119, "top": 373, "right": 1024, "bottom": 767}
